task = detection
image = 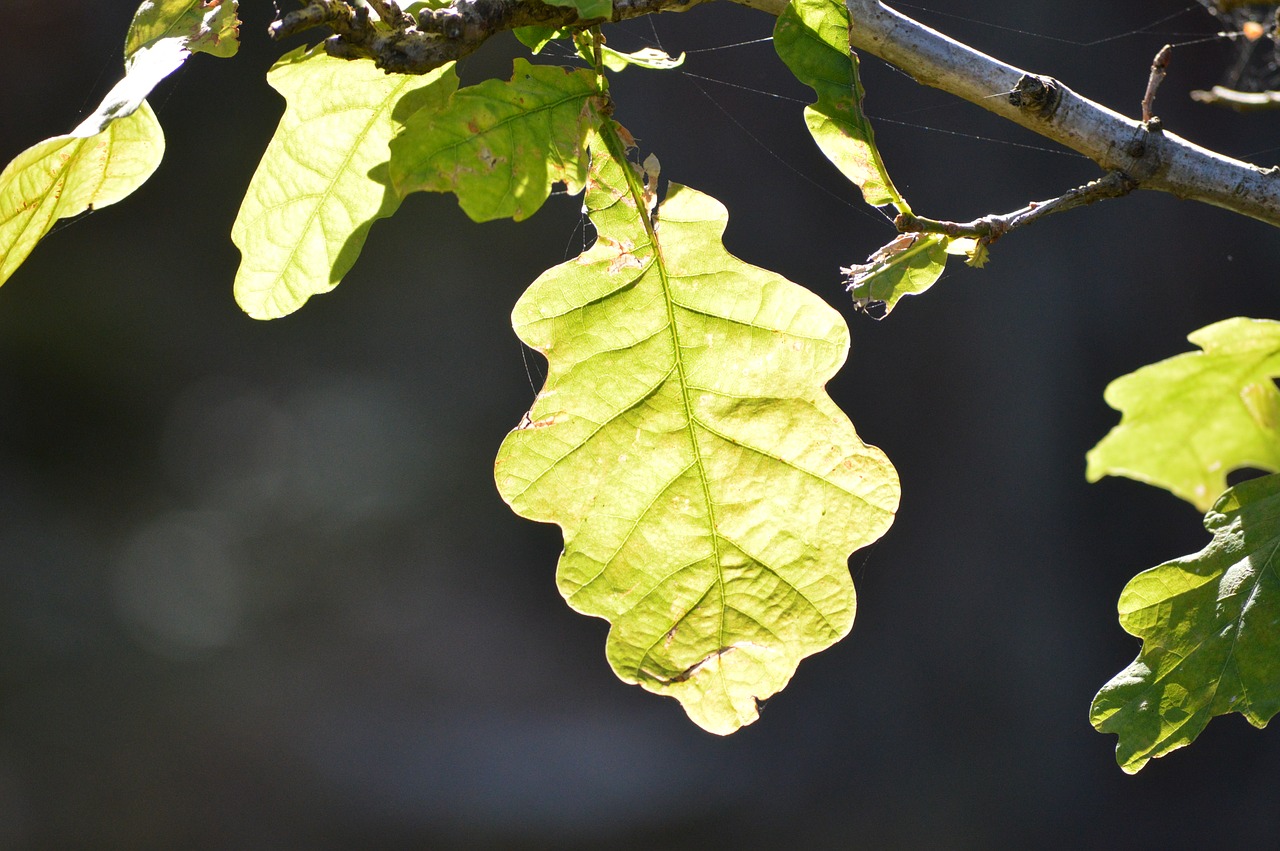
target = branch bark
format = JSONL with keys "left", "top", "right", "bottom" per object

{"left": 272, "top": 0, "right": 1280, "bottom": 228}
{"left": 832, "top": 0, "right": 1280, "bottom": 228}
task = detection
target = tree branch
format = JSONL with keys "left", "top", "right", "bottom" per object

{"left": 270, "top": 0, "right": 1280, "bottom": 228}
{"left": 270, "top": 0, "right": 708, "bottom": 72}
{"left": 831, "top": 0, "right": 1280, "bottom": 228}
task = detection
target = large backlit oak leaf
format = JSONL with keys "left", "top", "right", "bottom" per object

{"left": 389, "top": 60, "right": 602, "bottom": 222}
{"left": 232, "top": 47, "right": 457, "bottom": 319}
{"left": 1087, "top": 318, "right": 1280, "bottom": 511}
{"left": 1092, "top": 472, "right": 1280, "bottom": 772}
{"left": 774, "top": 0, "right": 906, "bottom": 210}
{"left": 494, "top": 132, "right": 900, "bottom": 734}
{"left": 0, "top": 104, "right": 164, "bottom": 287}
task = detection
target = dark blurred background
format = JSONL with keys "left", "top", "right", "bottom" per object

{"left": 2, "top": 1, "right": 1278, "bottom": 847}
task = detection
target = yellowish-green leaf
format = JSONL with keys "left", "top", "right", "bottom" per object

{"left": 514, "top": 26, "right": 569, "bottom": 53}
{"left": 1087, "top": 317, "right": 1280, "bottom": 511}
{"left": 544, "top": 0, "right": 612, "bottom": 20}
{"left": 124, "top": 0, "right": 240, "bottom": 61}
{"left": 600, "top": 45, "right": 686, "bottom": 72}
{"left": 565, "top": 30, "right": 686, "bottom": 71}
{"left": 0, "top": 0, "right": 228, "bottom": 284}
{"left": 774, "top": 0, "right": 907, "bottom": 211}
{"left": 959, "top": 237, "right": 989, "bottom": 268}
{"left": 844, "top": 232, "right": 949, "bottom": 316}
{"left": 495, "top": 129, "right": 900, "bottom": 734}
{"left": 232, "top": 48, "right": 458, "bottom": 320}
{"left": 75, "top": 0, "right": 240, "bottom": 137}
{"left": 0, "top": 103, "right": 164, "bottom": 287}
{"left": 390, "top": 60, "right": 602, "bottom": 222}
{"left": 1091, "top": 472, "right": 1280, "bottom": 772}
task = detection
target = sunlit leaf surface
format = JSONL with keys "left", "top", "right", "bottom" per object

{"left": 598, "top": 45, "right": 686, "bottom": 72}
{"left": 76, "top": 0, "right": 241, "bottom": 137}
{"left": 844, "top": 233, "right": 948, "bottom": 315}
{"left": 1092, "top": 472, "right": 1280, "bottom": 772}
{"left": 774, "top": 0, "right": 906, "bottom": 210}
{"left": 1087, "top": 318, "right": 1280, "bottom": 511}
{"left": 495, "top": 130, "right": 900, "bottom": 734}
{"left": 0, "top": 0, "right": 238, "bottom": 285}
{"left": 0, "top": 104, "right": 164, "bottom": 287}
{"left": 232, "top": 48, "right": 457, "bottom": 319}
{"left": 124, "top": 0, "right": 241, "bottom": 60}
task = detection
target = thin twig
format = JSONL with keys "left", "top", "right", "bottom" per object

{"left": 1190, "top": 86, "right": 1280, "bottom": 111}
{"left": 894, "top": 171, "right": 1140, "bottom": 244}
{"left": 1142, "top": 44, "right": 1172, "bottom": 123}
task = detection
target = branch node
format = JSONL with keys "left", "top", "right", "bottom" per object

{"left": 1008, "top": 74, "right": 1060, "bottom": 119}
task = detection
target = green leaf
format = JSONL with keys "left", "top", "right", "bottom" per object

{"left": 390, "top": 60, "right": 603, "bottom": 222}
{"left": 565, "top": 30, "right": 685, "bottom": 71}
{"left": 232, "top": 48, "right": 457, "bottom": 320}
{"left": 514, "top": 26, "right": 570, "bottom": 53}
{"left": 844, "top": 233, "right": 948, "bottom": 316}
{"left": 543, "top": 0, "right": 612, "bottom": 20}
{"left": 599, "top": 45, "right": 686, "bottom": 72}
{"left": 403, "top": 1, "right": 453, "bottom": 13}
{"left": 75, "top": 0, "right": 240, "bottom": 137}
{"left": 1091, "top": 472, "right": 1280, "bottom": 773}
{"left": 774, "top": 0, "right": 907, "bottom": 211}
{"left": 1087, "top": 318, "right": 1280, "bottom": 511}
{"left": 844, "top": 234, "right": 979, "bottom": 316}
{"left": 0, "top": 0, "right": 228, "bottom": 285}
{"left": 124, "top": 0, "right": 241, "bottom": 61}
{"left": 494, "top": 129, "right": 900, "bottom": 734}
{"left": 0, "top": 103, "right": 164, "bottom": 287}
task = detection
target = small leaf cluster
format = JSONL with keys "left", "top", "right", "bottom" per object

{"left": 1087, "top": 318, "right": 1280, "bottom": 772}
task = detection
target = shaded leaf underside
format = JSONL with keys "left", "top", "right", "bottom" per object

{"left": 495, "top": 129, "right": 899, "bottom": 734}
{"left": 389, "top": 59, "right": 602, "bottom": 222}
{"left": 1092, "top": 472, "right": 1280, "bottom": 772}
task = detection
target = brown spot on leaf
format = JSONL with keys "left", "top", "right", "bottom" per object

{"left": 596, "top": 236, "right": 643, "bottom": 274}
{"left": 517, "top": 412, "right": 564, "bottom": 430}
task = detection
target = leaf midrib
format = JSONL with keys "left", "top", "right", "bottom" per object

{"left": 644, "top": 188, "right": 729, "bottom": 665}
{"left": 249, "top": 76, "right": 414, "bottom": 306}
